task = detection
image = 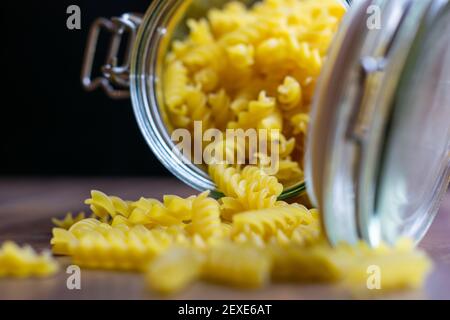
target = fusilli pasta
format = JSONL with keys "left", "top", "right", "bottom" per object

{"left": 202, "top": 242, "right": 271, "bottom": 288}
{"left": 146, "top": 247, "right": 204, "bottom": 294}
{"left": 0, "top": 242, "right": 58, "bottom": 278}
{"left": 39, "top": 0, "right": 433, "bottom": 297}
{"left": 52, "top": 212, "right": 88, "bottom": 230}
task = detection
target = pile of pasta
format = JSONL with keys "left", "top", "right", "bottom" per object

{"left": 163, "top": 0, "right": 346, "bottom": 186}
{"left": 48, "top": 177, "right": 431, "bottom": 295}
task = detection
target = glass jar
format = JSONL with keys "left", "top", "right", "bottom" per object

{"left": 82, "top": 0, "right": 450, "bottom": 247}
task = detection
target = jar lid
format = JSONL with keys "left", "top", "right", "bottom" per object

{"left": 306, "top": 0, "right": 450, "bottom": 246}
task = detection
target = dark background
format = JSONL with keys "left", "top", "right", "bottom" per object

{"left": 1, "top": 0, "right": 168, "bottom": 176}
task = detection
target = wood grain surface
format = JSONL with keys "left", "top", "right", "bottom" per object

{"left": 0, "top": 178, "right": 449, "bottom": 300}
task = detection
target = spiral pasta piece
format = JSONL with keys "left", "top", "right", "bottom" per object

{"left": 202, "top": 242, "right": 271, "bottom": 289}
{"left": 164, "top": 60, "right": 188, "bottom": 113}
{"left": 194, "top": 67, "right": 218, "bottom": 93}
{"left": 208, "top": 163, "right": 245, "bottom": 198}
{"left": 84, "top": 190, "right": 116, "bottom": 219}
{"left": 185, "top": 85, "right": 213, "bottom": 129}
{"left": 241, "top": 166, "right": 283, "bottom": 197}
{"left": 277, "top": 76, "right": 302, "bottom": 110}
{"left": 0, "top": 241, "right": 58, "bottom": 278}
{"left": 268, "top": 242, "right": 343, "bottom": 282}
{"left": 186, "top": 192, "right": 223, "bottom": 240}
{"left": 274, "top": 159, "right": 304, "bottom": 185}
{"left": 85, "top": 190, "right": 132, "bottom": 220}
{"left": 209, "top": 89, "right": 232, "bottom": 130}
{"left": 230, "top": 91, "right": 277, "bottom": 130}
{"left": 163, "top": 194, "right": 196, "bottom": 221}
{"left": 51, "top": 228, "right": 78, "bottom": 255}
{"left": 128, "top": 198, "right": 182, "bottom": 227}
{"left": 68, "top": 226, "right": 174, "bottom": 271}
{"left": 226, "top": 43, "right": 255, "bottom": 70}
{"left": 231, "top": 204, "right": 315, "bottom": 240}
{"left": 146, "top": 247, "right": 204, "bottom": 294}
{"left": 210, "top": 165, "right": 285, "bottom": 220}
{"left": 291, "top": 113, "right": 310, "bottom": 136}
{"left": 52, "top": 212, "right": 87, "bottom": 230}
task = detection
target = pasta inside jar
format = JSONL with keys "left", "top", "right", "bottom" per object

{"left": 160, "top": 0, "right": 346, "bottom": 196}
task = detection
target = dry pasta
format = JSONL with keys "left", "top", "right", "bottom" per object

{"left": 163, "top": 0, "right": 346, "bottom": 188}
{"left": 52, "top": 211, "right": 88, "bottom": 230}
{"left": 67, "top": 226, "right": 175, "bottom": 271}
{"left": 146, "top": 247, "right": 204, "bottom": 294}
{"left": 186, "top": 191, "right": 223, "bottom": 240}
{"left": 0, "top": 241, "right": 58, "bottom": 278}
{"left": 202, "top": 242, "right": 271, "bottom": 289}
{"left": 37, "top": 0, "right": 434, "bottom": 297}
{"left": 231, "top": 203, "right": 316, "bottom": 240}
{"left": 209, "top": 164, "right": 284, "bottom": 220}
{"left": 49, "top": 186, "right": 432, "bottom": 295}
{"left": 85, "top": 190, "right": 133, "bottom": 220}
{"left": 268, "top": 239, "right": 432, "bottom": 293}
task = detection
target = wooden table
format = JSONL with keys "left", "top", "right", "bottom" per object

{"left": 0, "top": 178, "right": 449, "bottom": 300}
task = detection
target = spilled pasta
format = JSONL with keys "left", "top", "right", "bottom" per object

{"left": 46, "top": 182, "right": 432, "bottom": 295}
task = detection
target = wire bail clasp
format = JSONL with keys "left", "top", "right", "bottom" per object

{"left": 81, "top": 13, "right": 142, "bottom": 99}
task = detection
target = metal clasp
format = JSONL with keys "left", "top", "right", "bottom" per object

{"left": 81, "top": 13, "right": 142, "bottom": 99}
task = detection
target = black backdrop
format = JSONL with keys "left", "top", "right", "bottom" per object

{"left": 1, "top": 0, "right": 169, "bottom": 176}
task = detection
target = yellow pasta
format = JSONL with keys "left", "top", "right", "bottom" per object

{"left": 226, "top": 43, "right": 255, "bottom": 70}
{"left": 194, "top": 67, "right": 219, "bottom": 93}
{"left": 163, "top": 194, "right": 196, "bottom": 221}
{"left": 268, "top": 242, "right": 344, "bottom": 282}
{"left": 85, "top": 190, "right": 133, "bottom": 220}
{"left": 231, "top": 204, "right": 316, "bottom": 240}
{"left": 209, "top": 164, "right": 283, "bottom": 220}
{"left": 340, "top": 239, "right": 432, "bottom": 293}
{"left": 208, "top": 163, "right": 244, "bottom": 199}
{"left": 241, "top": 166, "right": 283, "bottom": 197}
{"left": 277, "top": 76, "right": 302, "bottom": 110}
{"left": 127, "top": 192, "right": 214, "bottom": 227}
{"left": 202, "top": 242, "right": 271, "bottom": 289}
{"left": 0, "top": 241, "right": 58, "bottom": 278}
{"left": 52, "top": 212, "right": 88, "bottom": 230}
{"left": 186, "top": 191, "right": 223, "bottom": 240}
{"left": 128, "top": 197, "right": 182, "bottom": 227}
{"left": 163, "top": 60, "right": 189, "bottom": 114}
{"left": 269, "top": 239, "right": 432, "bottom": 293}
{"left": 209, "top": 89, "right": 232, "bottom": 130}
{"left": 185, "top": 84, "right": 213, "bottom": 130}
{"left": 274, "top": 159, "right": 304, "bottom": 184}
{"left": 162, "top": 0, "right": 345, "bottom": 192}
{"left": 291, "top": 113, "right": 310, "bottom": 136}
{"left": 68, "top": 226, "right": 174, "bottom": 271}
{"left": 146, "top": 247, "right": 204, "bottom": 294}
{"left": 51, "top": 228, "right": 78, "bottom": 255}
